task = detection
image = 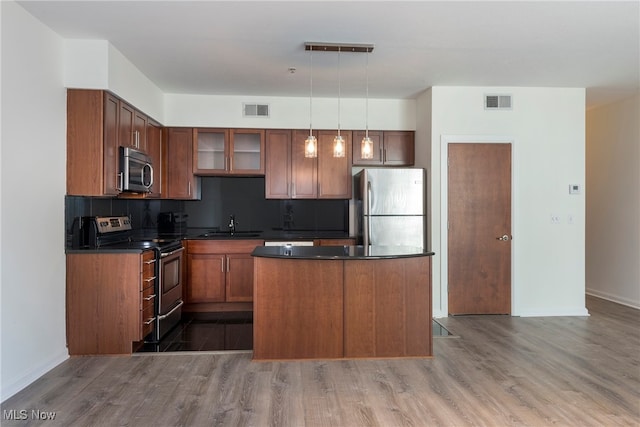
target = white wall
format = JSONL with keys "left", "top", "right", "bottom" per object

{"left": 586, "top": 93, "right": 640, "bottom": 308}
{"left": 1, "top": 1, "right": 68, "bottom": 400}
{"left": 64, "top": 40, "right": 164, "bottom": 122}
{"left": 429, "top": 86, "right": 588, "bottom": 318}
{"left": 164, "top": 93, "right": 415, "bottom": 130}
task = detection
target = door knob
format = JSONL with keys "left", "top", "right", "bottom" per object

{"left": 496, "top": 234, "right": 510, "bottom": 241}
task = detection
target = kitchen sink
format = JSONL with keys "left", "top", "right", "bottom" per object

{"left": 199, "top": 230, "right": 262, "bottom": 238}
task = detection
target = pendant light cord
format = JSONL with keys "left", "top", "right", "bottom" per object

{"left": 337, "top": 47, "right": 341, "bottom": 137}
{"left": 365, "top": 49, "right": 369, "bottom": 138}
{"left": 309, "top": 47, "right": 313, "bottom": 135}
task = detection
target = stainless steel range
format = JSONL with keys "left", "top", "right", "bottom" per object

{"left": 70, "top": 215, "right": 184, "bottom": 342}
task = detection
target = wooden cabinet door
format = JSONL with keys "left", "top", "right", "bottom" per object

{"left": 103, "top": 93, "right": 121, "bottom": 195}
{"left": 317, "top": 130, "right": 352, "bottom": 199}
{"left": 226, "top": 254, "right": 254, "bottom": 302}
{"left": 265, "top": 129, "right": 292, "bottom": 198}
{"left": 146, "top": 119, "right": 162, "bottom": 197}
{"left": 164, "top": 128, "right": 198, "bottom": 199}
{"left": 193, "top": 128, "right": 228, "bottom": 174}
{"left": 229, "top": 129, "right": 265, "bottom": 175}
{"left": 119, "top": 101, "right": 136, "bottom": 149}
{"left": 352, "top": 130, "right": 383, "bottom": 165}
{"left": 291, "top": 130, "right": 317, "bottom": 198}
{"left": 134, "top": 110, "right": 148, "bottom": 152}
{"left": 186, "top": 253, "right": 226, "bottom": 303}
{"left": 382, "top": 131, "right": 414, "bottom": 166}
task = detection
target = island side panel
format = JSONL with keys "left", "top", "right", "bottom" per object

{"left": 253, "top": 258, "right": 344, "bottom": 360}
{"left": 344, "top": 257, "right": 432, "bottom": 358}
{"left": 403, "top": 256, "right": 432, "bottom": 356}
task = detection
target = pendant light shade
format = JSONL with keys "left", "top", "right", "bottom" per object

{"left": 305, "top": 46, "right": 317, "bottom": 158}
{"left": 333, "top": 47, "right": 345, "bottom": 158}
{"left": 361, "top": 136, "right": 373, "bottom": 159}
{"left": 361, "top": 49, "right": 374, "bottom": 159}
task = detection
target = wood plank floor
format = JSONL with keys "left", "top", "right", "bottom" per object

{"left": 2, "top": 296, "right": 638, "bottom": 426}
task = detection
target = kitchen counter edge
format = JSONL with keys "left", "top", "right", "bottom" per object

{"left": 251, "top": 245, "right": 435, "bottom": 260}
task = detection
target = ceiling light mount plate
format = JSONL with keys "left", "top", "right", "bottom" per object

{"left": 305, "top": 42, "right": 374, "bottom": 53}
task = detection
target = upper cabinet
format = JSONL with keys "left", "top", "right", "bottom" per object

{"left": 163, "top": 128, "right": 200, "bottom": 199}
{"left": 194, "top": 128, "right": 264, "bottom": 176}
{"left": 265, "top": 129, "right": 352, "bottom": 199}
{"left": 119, "top": 102, "right": 147, "bottom": 152}
{"left": 67, "top": 89, "right": 160, "bottom": 197}
{"left": 352, "top": 130, "right": 414, "bottom": 166}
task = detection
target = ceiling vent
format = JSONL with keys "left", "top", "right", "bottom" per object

{"left": 243, "top": 103, "right": 270, "bottom": 117}
{"left": 484, "top": 94, "right": 512, "bottom": 110}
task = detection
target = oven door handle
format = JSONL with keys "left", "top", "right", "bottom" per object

{"left": 161, "top": 247, "right": 185, "bottom": 258}
{"left": 157, "top": 300, "right": 183, "bottom": 321}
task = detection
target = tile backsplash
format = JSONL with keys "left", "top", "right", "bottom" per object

{"left": 65, "top": 177, "right": 348, "bottom": 246}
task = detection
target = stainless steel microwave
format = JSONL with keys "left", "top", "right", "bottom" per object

{"left": 118, "top": 146, "right": 153, "bottom": 193}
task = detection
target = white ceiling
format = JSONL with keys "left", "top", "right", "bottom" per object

{"left": 17, "top": 1, "right": 640, "bottom": 109}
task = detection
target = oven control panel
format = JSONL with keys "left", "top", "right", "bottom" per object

{"left": 94, "top": 216, "right": 132, "bottom": 234}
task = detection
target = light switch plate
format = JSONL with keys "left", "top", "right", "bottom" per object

{"left": 569, "top": 184, "right": 581, "bottom": 194}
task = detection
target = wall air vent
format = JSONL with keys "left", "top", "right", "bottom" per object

{"left": 484, "top": 94, "right": 512, "bottom": 110}
{"left": 243, "top": 103, "right": 270, "bottom": 117}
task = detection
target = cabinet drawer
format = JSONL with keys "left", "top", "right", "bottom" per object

{"left": 141, "top": 285, "right": 156, "bottom": 310}
{"left": 142, "top": 251, "right": 156, "bottom": 290}
{"left": 141, "top": 303, "right": 155, "bottom": 338}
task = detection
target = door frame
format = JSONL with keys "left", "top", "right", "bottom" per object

{"left": 439, "top": 135, "right": 517, "bottom": 317}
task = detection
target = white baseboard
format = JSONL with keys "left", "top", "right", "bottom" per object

{"left": 1, "top": 350, "right": 69, "bottom": 403}
{"left": 514, "top": 307, "right": 590, "bottom": 317}
{"left": 586, "top": 289, "right": 640, "bottom": 310}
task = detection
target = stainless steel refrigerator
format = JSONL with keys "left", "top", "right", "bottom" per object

{"left": 355, "top": 168, "right": 426, "bottom": 248}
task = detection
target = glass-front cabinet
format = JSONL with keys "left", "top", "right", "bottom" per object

{"left": 194, "top": 128, "right": 264, "bottom": 175}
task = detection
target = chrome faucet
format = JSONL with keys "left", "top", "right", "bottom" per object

{"left": 228, "top": 214, "right": 237, "bottom": 234}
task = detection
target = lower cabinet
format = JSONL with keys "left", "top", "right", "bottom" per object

{"left": 185, "top": 240, "right": 263, "bottom": 309}
{"left": 315, "top": 238, "right": 356, "bottom": 246}
{"left": 66, "top": 250, "right": 156, "bottom": 355}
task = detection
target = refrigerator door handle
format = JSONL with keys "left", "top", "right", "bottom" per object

{"left": 367, "top": 180, "right": 373, "bottom": 245}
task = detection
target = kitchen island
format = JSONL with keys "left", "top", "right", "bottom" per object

{"left": 251, "top": 245, "right": 435, "bottom": 360}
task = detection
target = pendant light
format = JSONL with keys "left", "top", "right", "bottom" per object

{"left": 361, "top": 49, "right": 374, "bottom": 159}
{"left": 333, "top": 47, "right": 345, "bottom": 158}
{"left": 304, "top": 45, "right": 317, "bottom": 158}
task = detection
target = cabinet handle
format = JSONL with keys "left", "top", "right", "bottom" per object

{"left": 144, "top": 276, "right": 157, "bottom": 283}
{"left": 380, "top": 148, "right": 383, "bottom": 162}
{"left": 143, "top": 317, "right": 156, "bottom": 325}
{"left": 226, "top": 257, "right": 230, "bottom": 272}
{"left": 188, "top": 181, "right": 191, "bottom": 196}
{"left": 229, "top": 156, "right": 233, "bottom": 171}
{"left": 292, "top": 182, "right": 296, "bottom": 198}
{"left": 144, "top": 294, "right": 156, "bottom": 301}
{"left": 221, "top": 258, "right": 225, "bottom": 273}
{"left": 144, "top": 259, "right": 156, "bottom": 265}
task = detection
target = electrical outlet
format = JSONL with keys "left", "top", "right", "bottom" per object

{"left": 551, "top": 214, "right": 561, "bottom": 224}
{"left": 568, "top": 214, "right": 575, "bottom": 224}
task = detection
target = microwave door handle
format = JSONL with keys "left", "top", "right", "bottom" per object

{"left": 141, "top": 163, "right": 153, "bottom": 191}
{"left": 117, "top": 172, "right": 123, "bottom": 191}
{"left": 147, "top": 163, "right": 154, "bottom": 190}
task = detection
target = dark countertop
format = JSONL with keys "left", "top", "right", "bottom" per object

{"left": 251, "top": 245, "right": 434, "bottom": 260}
{"left": 65, "top": 229, "right": 354, "bottom": 254}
